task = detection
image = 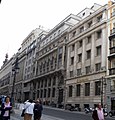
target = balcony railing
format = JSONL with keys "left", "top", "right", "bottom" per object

{"left": 109, "top": 67, "right": 115, "bottom": 75}
{"left": 110, "top": 46, "right": 115, "bottom": 54}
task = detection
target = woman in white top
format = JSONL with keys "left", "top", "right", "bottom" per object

{"left": 24, "top": 99, "right": 35, "bottom": 120}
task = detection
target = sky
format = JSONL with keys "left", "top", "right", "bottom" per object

{"left": 0, "top": 0, "right": 108, "bottom": 67}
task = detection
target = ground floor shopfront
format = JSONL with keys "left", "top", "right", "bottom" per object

{"left": 65, "top": 72, "right": 109, "bottom": 110}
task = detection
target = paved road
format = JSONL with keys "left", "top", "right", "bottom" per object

{"left": 11, "top": 106, "right": 115, "bottom": 120}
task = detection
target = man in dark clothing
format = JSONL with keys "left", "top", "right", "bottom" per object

{"left": 33, "top": 99, "right": 43, "bottom": 120}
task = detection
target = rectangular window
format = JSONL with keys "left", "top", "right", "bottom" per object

{"left": 86, "top": 66, "right": 91, "bottom": 74}
{"left": 52, "top": 88, "right": 55, "bottom": 97}
{"left": 88, "top": 21, "right": 92, "bottom": 28}
{"left": 97, "top": 15, "right": 102, "bottom": 22}
{"left": 79, "top": 40, "right": 82, "bottom": 48}
{"left": 95, "top": 63, "right": 101, "bottom": 71}
{"left": 76, "top": 84, "right": 81, "bottom": 96}
{"left": 97, "top": 30, "right": 102, "bottom": 39}
{"left": 71, "top": 44, "right": 75, "bottom": 51}
{"left": 71, "top": 57, "right": 74, "bottom": 65}
{"left": 48, "top": 88, "right": 51, "bottom": 97}
{"left": 95, "top": 81, "right": 101, "bottom": 95}
{"left": 85, "top": 83, "right": 90, "bottom": 96}
{"left": 80, "top": 26, "right": 84, "bottom": 33}
{"left": 44, "top": 89, "right": 46, "bottom": 98}
{"left": 87, "top": 35, "right": 91, "bottom": 44}
{"left": 70, "top": 71, "right": 73, "bottom": 77}
{"left": 72, "top": 31, "right": 76, "bottom": 37}
{"left": 77, "top": 68, "right": 81, "bottom": 76}
{"left": 69, "top": 86, "right": 73, "bottom": 97}
{"left": 78, "top": 53, "right": 82, "bottom": 62}
{"left": 96, "top": 46, "right": 101, "bottom": 56}
{"left": 86, "top": 50, "right": 91, "bottom": 59}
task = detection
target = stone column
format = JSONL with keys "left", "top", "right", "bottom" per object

{"left": 101, "top": 28, "right": 107, "bottom": 68}
{"left": 91, "top": 33, "right": 95, "bottom": 72}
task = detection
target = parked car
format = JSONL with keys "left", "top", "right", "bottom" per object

{"left": 109, "top": 110, "right": 115, "bottom": 117}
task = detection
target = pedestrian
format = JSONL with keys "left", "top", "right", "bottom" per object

{"left": 92, "top": 103, "right": 105, "bottom": 120}
{"left": 24, "top": 99, "right": 35, "bottom": 120}
{"left": 33, "top": 99, "right": 43, "bottom": 120}
{"left": 1, "top": 96, "right": 12, "bottom": 120}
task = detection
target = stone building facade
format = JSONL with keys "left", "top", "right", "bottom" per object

{"left": 32, "top": 14, "right": 80, "bottom": 106}
{"left": 66, "top": 3, "right": 108, "bottom": 109}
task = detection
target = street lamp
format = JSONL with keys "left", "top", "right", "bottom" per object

{"left": 11, "top": 57, "right": 19, "bottom": 106}
{"left": 101, "top": 77, "right": 107, "bottom": 107}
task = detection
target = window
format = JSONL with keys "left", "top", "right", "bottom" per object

{"left": 76, "top": 84, "right": 81, "bottom": 96}
{"left": 40, "top": 90, "right": 43, "bottom": 98}
{"left": 77, "top": 68, "right": 81, "bottom": 76}
{"left": 80, "top": 27, "right": 84, "bottom": 33}
{"left": 97, "top": 15, "right": 102, "bottom": 22}
{"left": 88, "top": 21, "right": 92, "bottom": 28}
{"left": 72, "top": 31, "right": 76, "bottom": 37}
{"left": 59, "top": 47, "right": 63, "bottom": 54}
{"left": 78, "top": 53, "right": 82, "bottom": 62}
{"left": 70, "top": 71, "right": 73, "bottom": 77}
{"left": 111, "top": 38, "right": 115, "bottom": 47}
{"left": 53, "top": 77, "right": 56, "bottom": 86}
{"left": 69, "top": 86, "right": 73, "bottom": 97}
{"left": 85, "top": 83, "right": 90, "bottom": 96}
{"left": 112, "top": 60, "right": 115, "bottom": 68}
{"left": 44, "top": 89, "right": 47, "bottom": 98}
{"left": 95, "top": 63, "right": 101, "bottom": 71}
{"left": 48, "top": 88, "right": 51, "bottom": 97}
{"left": 85, "top": 66, "right": 91, "bottom": 74}
{"left": 45, "top": 80, "right": 47, "bottom": 87}
{"left": 71, "top": 57, "right": 74, "bottom": 65}
{"left": 86, "top": 50, "right": 91, "bottom": 59}
{"left": 71, "top": 44, "right": 75, "bottom": 51}
{"left": 96, "top": 46, "right": 101, "bottom": 56}
{"left": 87, "top": 35, "right": 91, "bottom": 44}
{"left": 97, "top": 30, "right": 102, "bottom": 39}
{"left": 95, "top": 81, "right": 101, "bottom": 95}
{"left": 52, "top": 88, "right": 55, "bottom": 97}
{"left": 79, "top": 40, "right": 82, "bottom": 48}
{"left": 48, "top": 78, "right": 51, "bottom": 86}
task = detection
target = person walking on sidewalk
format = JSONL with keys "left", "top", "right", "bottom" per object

{"left": 92, "top": 103, "right": 105, "bottom": 120}
{"left": 1, "top": 96, "right": 12, "bottom": 120}
{"left": 24, "top": 99, "right": 35, "bottom": 120}
{"left": 33, "top": 99, "right": 43, "bottom": 120}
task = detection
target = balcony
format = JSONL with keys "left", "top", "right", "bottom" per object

{"left": 109, "top": 67, "right": 115, "bottom": 75}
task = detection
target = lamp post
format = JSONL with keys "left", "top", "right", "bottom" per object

{"left": 11, "top": 57, "right": 19, "bottom": 106}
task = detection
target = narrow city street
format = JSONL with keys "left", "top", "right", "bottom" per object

{"left": 11, "top": 106, "right": 115, "bottom": 120}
